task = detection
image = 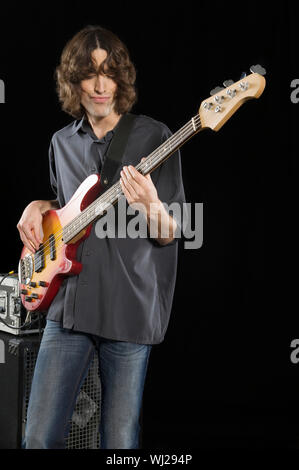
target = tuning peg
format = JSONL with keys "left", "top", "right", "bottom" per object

{"left": 210, "top": 86, "right": 225, "bottom": 96}
{"left": 240, "top": 72, "right": 247, "bottom": 79}
{"left": 250, "top": 64, "right": 266, "bottom": 75}
{"left": 223, "top": 79, "right": 234, "bottom": 87}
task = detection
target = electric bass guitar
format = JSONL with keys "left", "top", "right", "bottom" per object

{"left": 18, "top": 67, "right": 266, "bottom": 312}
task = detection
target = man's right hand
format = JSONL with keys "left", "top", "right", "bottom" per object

{"left": 17, "top": 199, "right": 59, "bottom": 253}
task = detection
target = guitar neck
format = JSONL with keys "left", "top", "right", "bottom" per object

{"left": 63, "top": 114, "right": 202, "bottom": 243}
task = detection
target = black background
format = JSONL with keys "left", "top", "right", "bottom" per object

{"left": 0, "top": 0, "right": 298, "bottom": 449}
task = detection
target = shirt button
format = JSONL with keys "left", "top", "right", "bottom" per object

{"left": 103, "top": 177, "right": 108, "bottom": 185}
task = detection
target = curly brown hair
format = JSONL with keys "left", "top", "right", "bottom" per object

{"left": 55, "top": 25, "right": 137, "bottom": 119}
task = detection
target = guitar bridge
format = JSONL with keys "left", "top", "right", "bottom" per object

{"left": 18, "top": 254, "right": 34, "bottom": 285}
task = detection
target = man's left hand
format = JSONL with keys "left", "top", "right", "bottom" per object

{"left": 120, "top": 161, "right": 160, "bottom": 214}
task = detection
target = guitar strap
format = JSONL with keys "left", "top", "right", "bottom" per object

{"left": 99, "top": 112, "right": 136, "bottom": 194}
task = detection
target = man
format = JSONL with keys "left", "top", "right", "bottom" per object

{"left": 17, "top": 25, "right": 185, "bottom": 449}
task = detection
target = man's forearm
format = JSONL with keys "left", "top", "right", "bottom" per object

{"left": 35, "top": 199, "right": 60, "bottom": 214}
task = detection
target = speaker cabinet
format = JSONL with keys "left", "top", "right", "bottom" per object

{"left": 0, "top": 331, "right": 101, "bottom": 449}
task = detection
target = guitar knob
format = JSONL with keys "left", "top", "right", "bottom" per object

{"left": 29, "top": 281, "right": 37, "bottom": 287}
{"left": 21, "top": 289, "right": 28, "bottom": 295}
{"left": 239, "top": 81, "right": 249, "bottom": 91}
{"left": 249, "top": 64, "right": 266, "bottom": 76}
{"left": 226, "top": 89, "right": 237, "bottom": 98}
{"left": 25, "top": 296, "right": 32, "bottom": 302}
{"left": 31, "top": 293, "right": 39, "bottom": 299}
{"left": 39, "top": 281, "right": 48, "bottom": 287}
{"left": 210, "top": 86, "right": 225, "bottom": 96}
{"left": 223, "top": 79, "right": 234, "bottom": 87}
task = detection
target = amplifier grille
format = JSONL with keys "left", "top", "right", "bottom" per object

{"left": 22, "top": 345, "right": 101, "bottom": 449}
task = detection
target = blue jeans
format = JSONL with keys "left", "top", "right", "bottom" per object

{"left": 24, "top": 320, "right": 152, "bottom": 449}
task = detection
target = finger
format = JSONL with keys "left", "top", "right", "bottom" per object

{"left": 133, "top": 165, "right": 152, "bottom": 185}
{"left": 29, "top": 227, "right": 41, "bottom": 249}
{"left": 120, "top": 169, "right": 133, "bottom": 199}
{"left": 120, "top": 178, "right": 135, "bottom": 205}
{"left": 22, "top": 225, "right": 41, "bottom": 250}
{"left": 127, "top": 165, "right": 145, "bottom": 185}
{"left": 126, "top": 166, "right": 152, "bottom": 195}
{"left": 29, "top": 239, "right": 38, "bottom": 252}
{"left": 120, "top": 169, "right": 136, "bottom": 199}
{"left": 17, "top": 224, "right": 33, "bottom": 251}
{"left": 18, "top": 228, "right": 36, "bottom": 253}
{"left": 120, "top": 180, "right": 146, "bottom": 213}
{"left": 120, "top": 169, "right": 138, "bottom": 202}
{"left": 36, "top": 224, "right": 44, "bottom": 244}
{"left": 123, "top": 165, "right": 136, "bottom": 183}
{"left": 121, "top": 168, "right": 139, "bottom": 198}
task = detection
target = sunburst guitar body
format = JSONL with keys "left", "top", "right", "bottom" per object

{"left": 19, "top": 174, "right": 101, "bottom": 311}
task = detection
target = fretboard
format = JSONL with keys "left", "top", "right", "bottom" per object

{"left": 63, "top": 114, "right": 201, "bottom": 243}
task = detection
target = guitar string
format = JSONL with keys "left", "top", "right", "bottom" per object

{"left": 23, "top": 115, "right": 201, "bottom": 269}
{"left": 26, "top": 114, "right": 201, "bottom": 274}
{"left": 64, "top": 115, "right": 202, "bottom": 237}
{"left": 65, "top": 113, "right": 201, "bottom": 231}
{"left": 29, "top": 115, "right": 201, "bottom": 260}
{"left": 25, "top": 114, "right": 201, "bottom": 270}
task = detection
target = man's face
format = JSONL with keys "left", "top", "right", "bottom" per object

{"left": 80, "top": 48, "right": 117, "bottom": 119}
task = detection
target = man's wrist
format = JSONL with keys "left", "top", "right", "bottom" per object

{"left": 33, "top": 199, "right": 59, "bottom": 214}
{"left": 145, "top": 199, "right": 177, "bottom": 245}
{"left": 145, "top": 199, "right": 164, "bottom": 220}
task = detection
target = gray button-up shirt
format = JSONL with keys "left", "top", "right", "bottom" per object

{"left": 46, "top": 113, "right": 185, "bottom": 344}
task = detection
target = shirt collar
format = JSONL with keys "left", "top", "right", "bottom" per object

{"left": 68, "top": 114, "right": 118, "bottom": 143}
{"left": 68, "top": 115, "right": 90, "bottom": 137}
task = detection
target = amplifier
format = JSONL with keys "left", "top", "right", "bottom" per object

{"left": 0, "top": 330, "right": 101, "bottom": 449}
{"left": 0, "top": 273, "right": 44, "bottom": 335}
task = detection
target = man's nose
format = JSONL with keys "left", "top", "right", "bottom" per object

{"left": 94, "top": 75, "right": 106, "bottom": 94}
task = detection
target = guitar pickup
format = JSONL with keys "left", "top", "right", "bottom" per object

{"left": 49, "top": 234, "right": 56, "bottom": 261}
{"left": 34, "top": 245, "right": 45, "bottom": 273}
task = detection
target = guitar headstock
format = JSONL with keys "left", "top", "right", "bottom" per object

{"left": 199, "top": 66, "right": 266, "bottom": 131}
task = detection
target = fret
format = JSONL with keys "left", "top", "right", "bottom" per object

{"left": 140, "top": 119, "right": 198, "bottom": 175}
{"left": 62, "top": 115, "right": 201, "bottom": 243}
